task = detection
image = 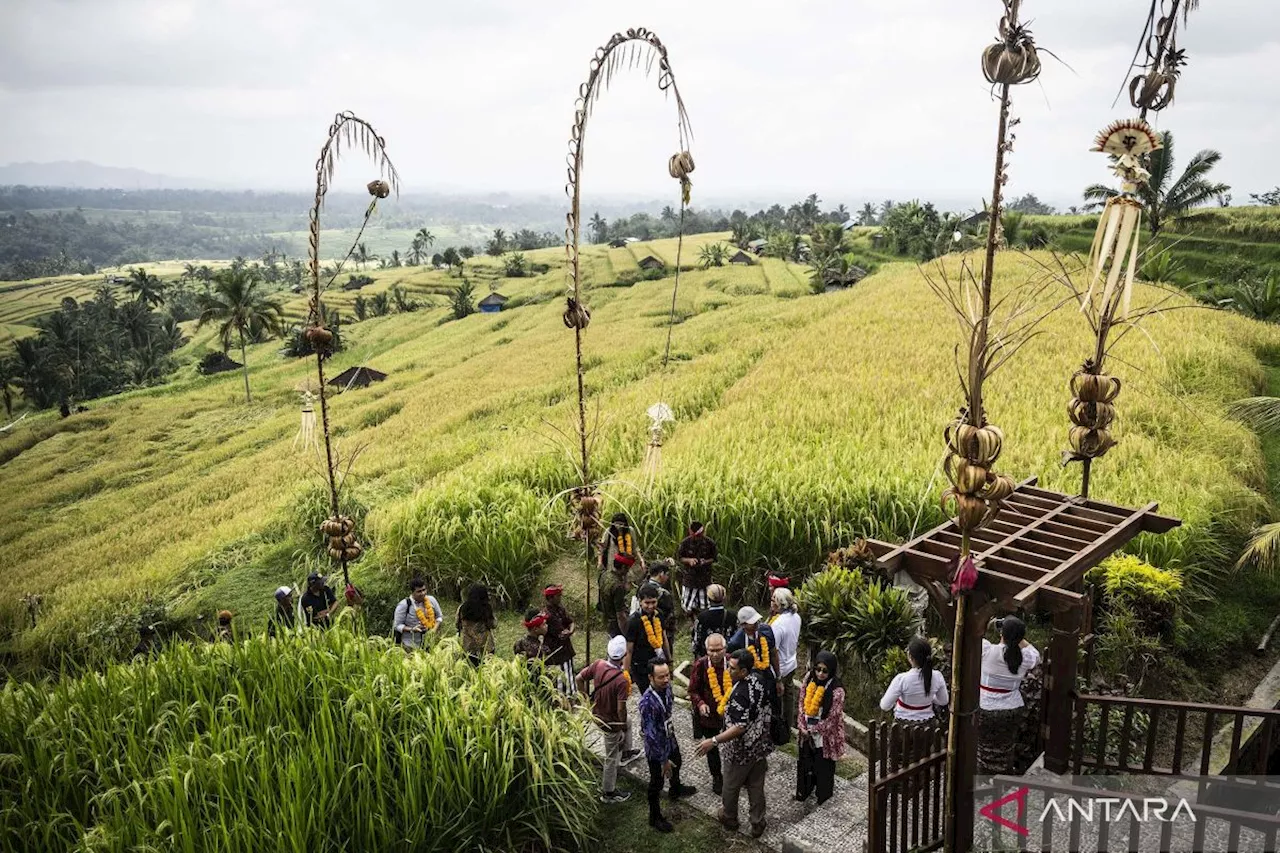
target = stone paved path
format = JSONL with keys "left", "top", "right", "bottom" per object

{"left": 587, "top": 688, "right": 871, "bottom": 853}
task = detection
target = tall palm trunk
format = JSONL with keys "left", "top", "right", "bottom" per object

{"left": 239, "top": 327, "right": 252, "bottom": 404}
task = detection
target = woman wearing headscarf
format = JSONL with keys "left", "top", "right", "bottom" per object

{"left": 456, "top": 583, "right": 497, "bottom": 666}
{"left": 795, "top": 650, "right": 845, "bottom": 805}
{"left": 977, "top": 615, "right": 1041, "bottom": 774}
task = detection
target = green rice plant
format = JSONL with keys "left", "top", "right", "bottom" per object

{"left": 0, "top": 628, "right": 597, "bottom": 852}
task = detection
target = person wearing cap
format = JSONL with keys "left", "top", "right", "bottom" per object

{"left": 727, "top": 605, "right": 782, "bottom": 729}
{"left": 639, "top": 659, "right": 697, "bottom": 832}
{"left": 694, "top": 584, "right": 734, "bottom": 660}
{"left": 623, "top": 583, "right": 673, "bottom": 694}
{"left": 768, "top": 587, "right": 803, "bottom": 735}
{"left": 541, "top": 585, "right": 577, "bottom": 695}
{"left": 392, "top": 577, "right": 443, "bottom": 650}
{"left": 301, "top": 573, "right": 338, "bottom": 628}
{"left": 687, "top": 632, "right": 730, "bottom": 794}
{"left": 268, "top": 586, "right": 296, "bottom": 638}
{"left": 677, "top": 520, "right": 717, "bottom": 622}
{"left": 576, "top": 635, "right": 636, "bottom": 804}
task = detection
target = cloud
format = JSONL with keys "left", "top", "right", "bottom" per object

{"left": 0, "top": 0, "right": 1276, "bottom": 206}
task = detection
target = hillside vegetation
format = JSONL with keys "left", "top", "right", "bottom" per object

{"left": 2, "top": 235, "right": 1278, "bottom": 669}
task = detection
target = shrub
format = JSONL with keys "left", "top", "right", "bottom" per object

{"left": 450, "top": 278, "right": 476, "bottom": 320}
{"left": 0, "top": 629, "right": 597, "bottom": 852}
{"left": 797, "top": 566, "right": 917, "bottom": 672}
{"left": 1088, "top": 554, "right": 1183, "bottom": 638}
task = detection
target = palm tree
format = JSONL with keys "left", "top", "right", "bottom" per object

{"left": 660, "top": 206, "right": 677, "bottom": 224}
{"left": 1083, "top": 131, "right": 1230, "bottom": 238}
{"left": 487, "top": 228, "right": 508, "bottom": 256}
{"left": 0, "top": 357, "right": 16, "bottom": 418}
{"left": 388, "top": 249, "right": 402, "bottom": 268}
{"left": 353, "top": 242, "right": 378, "bottom": 270}
{"left": 858, "top": 203, "right": 878, "bottom": 226}
{"left": 879, "top": 200, "right": 895, "bottom": 224}
{"left": 589, "top": 213, "right": 608, "bottom": 244}
{"left": 182, "top": 263, "right": 198, "bottom": 284}
{"left": 196, "top": 268, "right": 284, "bottom": 403}
{"left": 126, "top": 268, "right": 167, "bottom": 307}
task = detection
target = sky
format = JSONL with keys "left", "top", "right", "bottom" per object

{"left": 0, "top": 0, "right": 1277, "bottom": 211}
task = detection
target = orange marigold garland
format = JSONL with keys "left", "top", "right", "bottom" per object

{"left": 415, "top": 602, "right": 437, "bottom": 631}
{"left": 707, "top": 663, "right": 732, "bottom": 715}
{"left": 803, "top": 682, "right": 826, "bottom": 718}
{"left": 642, "top": 614, "right": 665, "bottom": 650}
{"left": 750, "top": 636, "right": 771, "bottom": 671}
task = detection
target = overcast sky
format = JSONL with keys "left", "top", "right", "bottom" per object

{"left": 1, "top": 0, "right": 1276, "bottom": 209}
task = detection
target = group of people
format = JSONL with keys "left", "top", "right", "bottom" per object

{"left": 142, "top": 512, "right": 1041, "bottom": 837}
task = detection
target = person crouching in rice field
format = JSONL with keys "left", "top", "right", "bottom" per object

{"left": 392, "top": 577, "right": 443, "bottom": 651}
{"left": 687, "top": 631, "right": 731, "bottom": 794}
{"left": 977, "top": 615, "right": 1040, "bottom": 774}
{"left": 694, "top": 584, "right": 734, "bottom": 660}
{"left": 677, "top": 520, "right": 717, "bottom": 625}
{"left": 542, "top": 584, "right": 577, "bottom": 695}
{"left": 879, "top": 636, "right": 949, "bottom": 725}
{"left": 301, "top": 572, "right": 338, "bottom": 628}
{"left": 268, "top": 586, "right": 296, "bottom": 638}
{"left": 455, "top": 583, "right": 497, "bottom": 667}
{"left": 514, "top": 609, "right": 549, "bottom": 666}
{"left": 640, "top": 660, "right": 697, "bottom": 832}
{"left": 576, "top": 635, "right": 635, "bottom": 805}
{"left": 624, "top": 583, "right": 672, "bottom": 695}
{"left": 796, "top": 651, "right": 846, "bottom": 805}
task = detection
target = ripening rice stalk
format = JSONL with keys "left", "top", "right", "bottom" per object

{"left": 0, "top": 629, "right": 596, "bottom": 852}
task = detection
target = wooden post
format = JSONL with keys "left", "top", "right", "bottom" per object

{"left": 947, "top": 595, "right": 992, "bottom": 853}
{"left": 1044, "top": 606, "right": 1083, "bottom": 773}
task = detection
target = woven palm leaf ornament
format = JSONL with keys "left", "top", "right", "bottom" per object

{"left": 1082, "top": 120, "right": 1162, "bottom": 322}
{"left": 294, "top": 388, "right": 319, "bottom": 453}
{"left": 560, "top": 28, "right": 693, "bottom": 662}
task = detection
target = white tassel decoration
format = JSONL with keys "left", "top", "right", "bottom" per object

{"left": 294, "top": 391, "right": 318, "bottom": 452}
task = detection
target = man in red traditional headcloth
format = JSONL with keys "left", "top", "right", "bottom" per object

{"left": 542, "top": 584, "right": 577, "bottom": 695}
{"left": 677, "top": 520, "right": 717, "bottom": 626}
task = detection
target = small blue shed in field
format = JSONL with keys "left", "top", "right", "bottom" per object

{"left": 479, "top": 292, "right": 509, "bottom": 313}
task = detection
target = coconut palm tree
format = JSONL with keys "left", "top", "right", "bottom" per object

{"left": 196, "top": 268, "right": 284, "bottom": 403}
{"left": 1082, "top": 130, "right": 1230, "bottom": 238}
{"left": 589, "top": 213, "right": 608, "bottom": 244}
{"left": 126, "top": 268, "right": 167, "bottom": 307}
{"left": 0, "top": 356, "right": 16, "bottom": 418}
{"left": 858, "top": 203, "right": 878, "bottom": 226}
{"left": 353, "top": 242, "right": 378, "bottom": 270}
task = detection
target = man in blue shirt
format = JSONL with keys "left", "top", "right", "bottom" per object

{"left": 639, "top": 660, "right": 697, "bottom": 832}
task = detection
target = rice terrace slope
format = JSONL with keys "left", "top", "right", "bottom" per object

{"left": 1, "top": 235, "right": 1277, "bottom": 668}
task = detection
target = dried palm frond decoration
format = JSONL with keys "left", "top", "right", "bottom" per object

{"left": 562, "top": 28, "right": 693, "bottom": 662}
{"left": 1118, "top": 0, "right": 1200, "bottom": 120}
{"left": 641, "top": 402, "right": 675, "bottom": 490}
{"left": 305, "top": 111, "right": 399, "bottom": 589}
{"left": 293, "top": 389, "right": 318, "bottom": 453}
{"left": 981, "top": 1, "right": 1041, "bottom": 86}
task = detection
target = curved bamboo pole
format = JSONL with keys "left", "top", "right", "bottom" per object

{"left": 562, "top": 29, "right": 692, "bottom": 664}
{"left": 305, "top": 111, "right": 399, "bottom": 589}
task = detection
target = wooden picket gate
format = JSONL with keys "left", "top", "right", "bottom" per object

{"left": 867, "top": 720, "right": 948, "bottom": 853}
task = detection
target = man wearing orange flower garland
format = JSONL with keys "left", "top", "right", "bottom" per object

{"left": 623, "top": 583, "right": 672, "bottom": 694}
{"left": 686, "top": 632, "right": 729, "bottom": 794}
{"left": 392, "top": 577, "right": 442, "bottom": 651}
{"left": 542, "top": 585, "right": 577, "bottom": 696}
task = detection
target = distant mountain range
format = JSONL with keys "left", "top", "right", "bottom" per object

{"left": 0, "top": 161, "right": 226, "bottom": 190}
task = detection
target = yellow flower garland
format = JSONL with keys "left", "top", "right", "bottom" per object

{"left": 414, "top": 601, "right": 436, "bottom": 631}
{"left": 642, "top": 614, "right": 664, "bottom": 650}
{"left": 618, "top": 531, "right": 634, "bottom": 558}
{"left": 803, "top": 682, "right": 826, "bottom": 718}
{"left": 623, "top": 669, "right": 633, "bottom": 697}
{"left": 707, "top": 663, "right": 731, "bottom": 716}
{"left": 750, "top": 636, "right": 770, "bottom": 671}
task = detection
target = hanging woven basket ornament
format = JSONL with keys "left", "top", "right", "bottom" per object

{"left": 367, "top": 179, "right": 391, "bottom": 199}
{"left": 940, "top": 412, "right": 1016, "bottom": 538}
{"left": 1082, "top": 119, "right": 1162, "bottom": 320}
{"left": 562, "top": 297, "right": 591, "bottom": 330}
{"left": 568, "top": 488, "right": 602, "bottom": 543}
{"left": 669, "top": 151, "right": 694, "bottom": 206}
{"left": 981, "top": 3, "right": 1042, "bottom": 87}
{"left": 1063, "top": 361, "right": 1121, "bottom": 465}
{"left": 321, "top": 515, "right": 363, "bottom": 563}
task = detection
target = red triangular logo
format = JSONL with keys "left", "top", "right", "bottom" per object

{"left": 979, "top": 786, "right": 1030, "bottom": 837}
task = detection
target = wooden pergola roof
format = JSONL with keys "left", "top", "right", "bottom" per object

{"left": 868, "top": 478, "right": 1181, "bottom": 612}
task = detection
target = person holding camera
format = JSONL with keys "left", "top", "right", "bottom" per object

{"left": 977, "top": 615, "right": 1040, "bottom": 774}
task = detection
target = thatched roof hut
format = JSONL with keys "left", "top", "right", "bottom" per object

{"left": 728, "top": 250, "right": 754, "bottom": 265}
{"left": 197, "top": 352, "right": 243, "bottom": 375}
{"left": 478, "top": 292, "right": 509, "bottom": 313}
{"left": 638, "top": 256, "right": 665, "bottom": 271}
{"left": 328, "top": 366, "right": 388, "bottom": 391}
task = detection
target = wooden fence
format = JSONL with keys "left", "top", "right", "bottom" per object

{"left": 982, "top": 775, "right": 1280, "bottom": 853}
{"left": 1071, "top": 693, "right": 1280, "bottom": 776}
{"left": 867, "top": 720, "right": 948, "bottom": 853}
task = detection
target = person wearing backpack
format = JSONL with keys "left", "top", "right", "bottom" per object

{"left": 576, "top": 636, "right": 640, "bottom": 803}
{"left": 392, "top": 577, "right": 442, "bottom": 651}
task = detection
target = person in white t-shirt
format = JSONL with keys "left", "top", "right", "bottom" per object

{"left": 976, "top": 615, "right": 1040, "bottom": 774}
{"left": 879, "top": 637, "right": 949, "bottom": 724}
{"left": 768, "top": 587, "right": 802, "bottom": 736}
